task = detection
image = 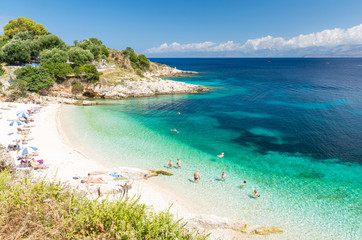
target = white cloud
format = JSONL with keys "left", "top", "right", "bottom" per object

{"left": 147, "top": 24, "right": 362, "bottom": 55}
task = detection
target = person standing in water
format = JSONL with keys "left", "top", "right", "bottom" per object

{"left": 221, "top": 172, "right": 227, "bottom": 180}
{"left": 194, "top": 170, "right": 200, "bottom": 183}
{"left": 254, "top": 189, "right": 260, "bottom": 198}
{"left": 177, "top": 158, "right": 181, "bottom": 168}
{"left": 168, "top": 159, "right": 173, "bottom": 168}
{"left": 241, "top": 181, "right": 247, "bottom": 187}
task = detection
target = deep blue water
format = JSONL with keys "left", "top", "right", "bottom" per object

{"left": 151, "top": 58, "right": 362, "bottom": 163}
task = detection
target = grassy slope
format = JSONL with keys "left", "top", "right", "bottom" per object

{"left": 0, "top": 170, "right": 208, "bottom": 239}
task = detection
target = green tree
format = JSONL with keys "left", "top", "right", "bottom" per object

{"left": 75, "top": 39, "right": 101, "bottom": 60}
{"left": 12, "top": 31, "right": 32, "bottom": 41}
{"left": 74, "top": 64, "right": 99, "bottom": 82}
{"left": 39, "top": 48, "right": 68, "bottom": 64}
{"left": 138, "top": 54, "right": 150, "bottom": 70}
{"left": 68, "top": 47, "right": 94, "bottom": 65}
{"left": 14, "top": 66, "right": 54, "bottom": 91}
{"left": 42, "top": 62, "right": 73, "bottom": 80}
{"left": 4, "top": 17, "right": 48, "bottom": 38}
{"left": 1, "top": 40, "right": 31, "bottom": 63}
{"left": 129, "top": 51, "right": 139, "bottom": 68}
{"left": 31, "top": 34, "right": 66, "bottom": 56}
{"left": 101, "top": 45, "right": 109, "bottom": 57}
{"left": 126, "top": 47, "right": 134, "bottom": 53}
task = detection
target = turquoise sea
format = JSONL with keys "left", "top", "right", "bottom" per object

{"left": 61, "top": 58, "right": 362, "bottom": 239}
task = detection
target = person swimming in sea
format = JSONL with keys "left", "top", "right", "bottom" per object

{"left": 241, "top": 180, "right": 247, "bottom": 187}
{"left": 217, "top": 152, "right": 224, "bottom": 158}
{"left": 177, "top": 158, "right": 181, "bottom": 168}
{"left": 171, "top": 128, "right": 179, "bottom": 133}
{"left": 194, "top": 170, "right": 200, "bottom": 183}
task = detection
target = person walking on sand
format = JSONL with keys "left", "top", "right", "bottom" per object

{"left": 168, "top": 159, "right": 173, "bottom": 168}
{"left": 221, "top": 172, "right": 227, "bottom": 180}
{"left": 254, "top": 189, "right": 260, "bottom": 198}
{"left": 194, "top": 170, "right": 200, "bottom": 183}
{"left": 241, "top": 180, "right": 247, "bottom": 187}
{"left": 217, "top": 152, "right": 224, "bottom": 158}
{"left": 177, "top": 158, "right": 181, "bottom": 168}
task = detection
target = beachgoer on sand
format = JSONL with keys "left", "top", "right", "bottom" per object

{"left": 194, "top": 170, "right": 200, "bottom": 183}
{"left": 168, "top": 159, "right": 173, "bottom": 168}
{"left": 177, "top": 158, "right": 181, "bottom": 168}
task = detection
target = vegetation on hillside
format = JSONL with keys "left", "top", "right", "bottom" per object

{"left": 0, "top": 170, "right": 208, "bottom": 239}
{"left": 0, "top": 17, "right": 157, "bottom": 98}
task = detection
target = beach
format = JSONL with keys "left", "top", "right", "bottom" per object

{"left": 0, "top": 102, "right": 251, "bottom": 239}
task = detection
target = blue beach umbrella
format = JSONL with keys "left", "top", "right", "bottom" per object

{"left": 18, "top": 146, "right": 38, "bottom": 156}
{"left": 16, "top": 110, "right": 29, "bottom": 118}
{"left": 9, "top": 120, "right": 22, "bottom": 126}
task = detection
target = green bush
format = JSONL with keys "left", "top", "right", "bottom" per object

{"left": 42, "top": 62, "right": 73, "bottom": 80}
{"left": 8, "top": 78, "right": 28, "bottom": 101}
{"left": 68, "top": 47, "right": 94, "bottom": 65}
{"left": 0, "top": 170, "right": 207, "bottom": 239}
{"left": 39, "top": 48, "right": 68, "bottom": 64}
{"left": 74, "top": 64, "right": 99, "bottom": 83}
{"left": 138, "top": 54, "right": 150, "bottom": 70}
{"left": 101, "top": 45, "right": 109, "bottom": 57}
{"left": 14, "top": 66, "right": 54, "bottom": 91}
{"left": 72, "top": 81, "right": 84, "bottom": 92}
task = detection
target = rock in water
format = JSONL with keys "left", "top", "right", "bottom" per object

{"left": 252, "top": 226, "right": 284, "bottom": 235}
{"left": 0, "top": 145, "right": 16, "bottom": 172}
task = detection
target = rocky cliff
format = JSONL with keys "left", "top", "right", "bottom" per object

{"left": 47, "top": 77, "right": 208, "bottom": 100}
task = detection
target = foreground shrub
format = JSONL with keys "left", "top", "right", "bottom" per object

{"left": 42, "top": 62, "right": 73, "bottom": 81}
{"left": 14, "top": 66, "right": 54, "bottom": 91}
{"left": 0, "top": 170, "right": 207, "bottom": 239}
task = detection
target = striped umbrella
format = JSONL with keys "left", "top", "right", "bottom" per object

{"left": 16, "top": 110, "right": 30, "bottom": 118}
{"left": 9, "top": 120, "right": 22, "bottom": 126}
{"left": 18, "top": 146, "right": 38, "bottom": 156}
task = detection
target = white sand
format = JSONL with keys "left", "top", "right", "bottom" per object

{"left": 0, "top": 102, "right": 259, "bottom": 239}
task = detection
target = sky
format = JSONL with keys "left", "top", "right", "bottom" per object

{"left": 1, "top": 0, "right": 362, "bottom": 57}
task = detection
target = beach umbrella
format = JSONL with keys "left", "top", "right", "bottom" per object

{"left": 9, "top": 120, "right": 22, "bottom": 126}
{"left": 18, "top": 146, "right": 38, "bottom": 156}
{"left": 16, "top": 110, "right": 30, "bottom": 118}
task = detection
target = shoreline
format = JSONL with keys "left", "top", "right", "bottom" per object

{"left": 0, "top": 102, "right": 250, "bottom": 239}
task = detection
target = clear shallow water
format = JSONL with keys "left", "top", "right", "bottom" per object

{"left": 61, "top": 58, "right": 362, "bottom": 239}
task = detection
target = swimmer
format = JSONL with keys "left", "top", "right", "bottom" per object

{"left": 171, "top": 128, "right": 179, "bottom": 133}
{"left": 194, "top": 170, "right": 200, "bottom": 183}
{"left": 241, "top": 180, "right": 247, "bottom": 187}
{"left": 217, "top": 152, "right": 224, "bottom": 158}
{"left": 168, "top": 159, "right": 173, "bottom": 168}
{"left": 177, "top": 158, "right": 181, "bottom": 168}
{"left": 178, "top": 112, "right": 181, "bottom": 115}
{"left": 254, "top": 189, "right": 260, "bottom": 198}
{"left": 221, "top": 172, "right": 227, "bottom": 180}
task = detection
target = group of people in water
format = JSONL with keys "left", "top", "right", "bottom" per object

{"left": 166, "top": 152, "right": 261, "bottom": 198}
